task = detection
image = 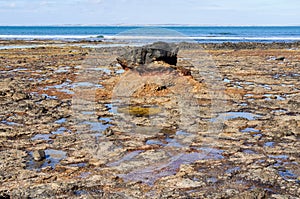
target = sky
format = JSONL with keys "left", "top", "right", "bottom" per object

{"left": 0, "top": 0, "right": 299, "bottom": 26}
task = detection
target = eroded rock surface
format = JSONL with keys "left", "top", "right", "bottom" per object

{"left": 116, "top": 42, "right": 179, "bottom": 69}
{"left": 0, "top": 41, "right": 299, "bottom": 198}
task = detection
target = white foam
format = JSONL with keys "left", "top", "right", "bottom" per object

{"left": 104, "top": 35, "right": 300, "bottom": 41}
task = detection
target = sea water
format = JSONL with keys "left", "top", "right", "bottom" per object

{"left": 0, "top": 26, "right": 300, "bottom": 43}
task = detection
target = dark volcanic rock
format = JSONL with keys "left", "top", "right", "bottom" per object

{"left": 116, "top": 42, "right": 179, "bottom": 69}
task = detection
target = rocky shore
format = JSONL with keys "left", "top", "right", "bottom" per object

{"left": 0, "top": 40, "right": 299, "bottom": 198}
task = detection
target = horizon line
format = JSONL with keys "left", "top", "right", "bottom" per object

{"left": 1, "top": 24, "right": 300, "bottom": 27}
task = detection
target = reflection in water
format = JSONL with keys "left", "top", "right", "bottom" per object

{"left": 279, "top": 170, "right": 299, "bottom": 182}
{"left": 240, "top": 127, "right": 260, "bottom": 133}
{"left": 118, "top": 150, "right": 223, "bottom": 185}
{"left": 52, "top": 127, "right": 70, "bottom": 135}
{"left": 264, "top": 142, "right": 275, "bottom": 147}
{"left": 27, "top": 149, "right": 67, "bottom": 170}
{"left": 31, "top": 134, "right": 52, "bottom": 141}
{"left": 211, "top": 112, "right": 262, "bottom": 122}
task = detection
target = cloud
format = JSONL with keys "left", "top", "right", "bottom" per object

{"left": 0, "top": 1, "right": 17, "bottom": 8}
{"left": 9, "top": 2, "right": 16, "bottom": 7}
{"left": 87, "top": 0, "right": 103, "bottom": 3}
{"left": 71, "top": 0, "right": 104, "bottom": 4}
{"left": 39, "top": 1, "right": 56, "bottom": 7}
{"left": 0, "top": 0, "right": 299, "bottom": 25}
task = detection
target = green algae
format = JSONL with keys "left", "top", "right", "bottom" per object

{"left": 118, "top": 105, "right": 161, "bottom": 117}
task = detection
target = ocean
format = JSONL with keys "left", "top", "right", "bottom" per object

{"left": 1, "top": 26, "right": 300, "bottom": 43}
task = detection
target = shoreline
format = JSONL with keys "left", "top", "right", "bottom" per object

{"left": 1, "top": 39, "right": 300, "bottom": 50}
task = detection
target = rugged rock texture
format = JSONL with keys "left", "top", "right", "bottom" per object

{"left": 116, "top": 42, "right": 179, "bottom": 69}
{"left": 0, "top": 41, "right": 299, "bottom": 198}
{"left": 179, "top": 41, "right": 300, "bottom": 50}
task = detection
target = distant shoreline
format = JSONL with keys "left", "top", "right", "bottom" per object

{"left": 1, "top": 39, "right": 300, "bottom": 50}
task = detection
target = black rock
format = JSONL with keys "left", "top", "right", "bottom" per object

{"left": 275, "top": 56, "right": 285, "bottom": 61}
{"left": 116, "top": 42, "right": 179, "bottom": 69}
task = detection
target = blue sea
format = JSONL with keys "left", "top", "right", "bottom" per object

{"left": 1, "top": 26, "right": 300, "bottom": 43}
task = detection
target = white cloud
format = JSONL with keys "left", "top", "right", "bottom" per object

{"left": 88, "top": 0, "right": 103, "bottom": 4}
{"left": 39, "top": 1, "right": 54, "bottom": 6}
{"left": 71, "top": 0, "right": 104, "bottom": 4}
{"left": 0, "top": 0, "right": 299, "bottom": 25}
{"left": 0, "top": 1, "right": 17, "bottom": 8}
{"left": 9, "top": 2, "right": 16, "bottom": 8}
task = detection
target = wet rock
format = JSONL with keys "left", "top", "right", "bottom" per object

{"left": 116, "top": 42, "right": 179, "bottom": 69}
{"left": 33, "top": 150, "right": 46, "bottom": 161}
